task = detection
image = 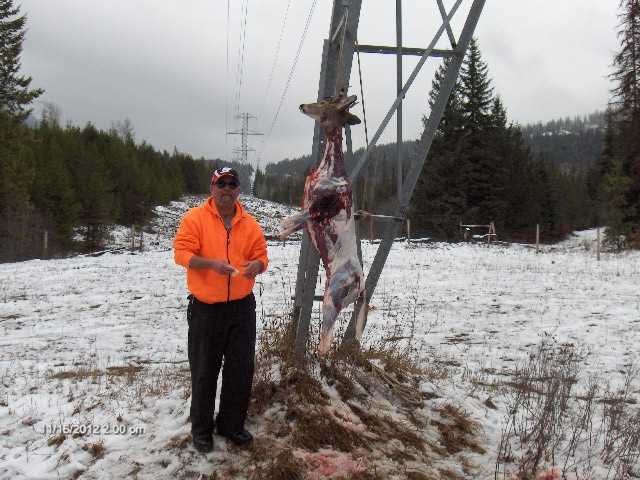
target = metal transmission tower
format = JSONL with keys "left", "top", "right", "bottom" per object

{"left": 227, "top": 112, "right": 263, "bottom": 165}
{"left": 291, "top": 0, "right": 486, "bottom": 360}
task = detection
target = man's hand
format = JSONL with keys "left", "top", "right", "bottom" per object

{"left": 188, "top": 255, "right": 238, "bottom": 275}
{"left": 242, "top": 260, "right": 263, "bottom": 279}
{"left": 210, "top": 259, "right": 238, "bottom": 275}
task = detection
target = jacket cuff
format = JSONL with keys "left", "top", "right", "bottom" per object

{"left": 175, "top": 250, "right": 195, "bottom": 268}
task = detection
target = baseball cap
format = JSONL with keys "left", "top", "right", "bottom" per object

{"left": 211, "top": 167, "right": 240, "bottom": 185}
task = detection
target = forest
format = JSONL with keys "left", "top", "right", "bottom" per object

{"left": 1, "top": 1, "right": 638, "bottom": 263}
{"left": 255, "top": 32, "right": 639, "bottom": 246}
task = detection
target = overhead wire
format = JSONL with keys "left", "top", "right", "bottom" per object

{"left": 224, "top": 0, "right": 230, "bottom": 159}
{"left": 256, "top": 0, "right": 293, "bottom": 174}
{"left": 259, "top": 0, "right": 319, "bottom": 164}
{"left": 234, "top": 0, "right": 250, "bottom": 116}
{"left": 262, "top": 0, "right": 293, "bottom": 116}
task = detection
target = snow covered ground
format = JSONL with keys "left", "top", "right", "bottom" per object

{"left": 1, "top": 196, "right": 639, "bottom": 479}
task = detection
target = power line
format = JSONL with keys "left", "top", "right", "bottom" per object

{"left": 234, "top": 0, "right": 250, "bottom": 116}
{"left": 260, "top": 0, "right": 319, "bottom": 162}
{"left": 225, "top": 0, "right": 230, "bottom": 159}
{"left": 256, "top": 0, "right": 293, "bottom": 175}
{"left": 261, "top": 0, "right": 293, "bottom": 118}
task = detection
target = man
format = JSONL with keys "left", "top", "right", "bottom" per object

{"left": 174, "top": 167, "right": 268, "bottom": 453}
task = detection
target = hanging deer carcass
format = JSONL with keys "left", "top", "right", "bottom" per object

{"left": 279, "top": 90, "right": 366, "bottom": 354}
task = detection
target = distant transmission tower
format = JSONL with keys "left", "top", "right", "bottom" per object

{"left": 227, "top": 113, "right": 263, "bottom": 166}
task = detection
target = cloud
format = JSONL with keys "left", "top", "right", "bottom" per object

{"left": 20, "top": 0, "right": 618, "bottom": 166}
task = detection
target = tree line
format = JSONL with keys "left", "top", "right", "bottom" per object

{"left": 0, "top": 1, "right": 252, "bottom": 262}
{"left": 255, "top": 39, "right": 600, "bottom": 243}
{"left": 256, "top": 2, "right": 639, "bottom": 248}
{"left": 589, "top": 0, "right": 640, "bottom": 248}
{"left": 521, "top": 112, "right": 605, "bottom": 170}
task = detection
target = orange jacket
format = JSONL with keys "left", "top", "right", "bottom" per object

{"left": 174, "top": 198, "right": 269, "bottom": 304}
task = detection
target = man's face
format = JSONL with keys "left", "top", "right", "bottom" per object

{"left": 211, "top": 175, "right": 240, "bottom": 210}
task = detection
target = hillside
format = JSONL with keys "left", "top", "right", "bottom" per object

{"left": 520, "top": 111, "right": 605, "bottom": 169}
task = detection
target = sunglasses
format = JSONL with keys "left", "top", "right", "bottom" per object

{"left": 214, "top": 179, "right": 239, "bottom": 189}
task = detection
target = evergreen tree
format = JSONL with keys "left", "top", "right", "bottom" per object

{"left": 603, "top": 158, "right": 635, "bottom": 245}
{"left": 0, "top": 0, "right": 42, "bottom": 260}
{"left": 457, "top": 39, "right": 508, "bottom": 228}
{"left": 459, "top": 38, "right": 494, "bottom": 130}
{"left": 601, "top": 0, "right": 640, "bottom": 246}
{"left": 0, "top": 0, "right": 43, "bottom": 121}
{"left": 410, "top": 60, "right": 468, "bottom": 239}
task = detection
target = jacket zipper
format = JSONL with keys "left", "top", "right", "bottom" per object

{"left": 225, "top": 226, "right": 231, "bottom": 302}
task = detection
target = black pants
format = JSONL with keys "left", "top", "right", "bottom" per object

{"left": 187, "top": 293, "right": 256, "bottom": 439}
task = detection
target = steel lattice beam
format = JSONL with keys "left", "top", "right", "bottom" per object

{"left": 291, "top": 0, "right": 486, "bottom": 358}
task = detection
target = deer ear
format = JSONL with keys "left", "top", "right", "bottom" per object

{"left": 344, "top": 112, "right": 361, "bottom": 125}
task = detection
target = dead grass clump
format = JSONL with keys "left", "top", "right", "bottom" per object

{"left": 289, "top": 405, "right": 367, "bottom": 452}
{"left": 250, "top": 449, "right": 306, "bottom": 480}
{"left": 432, "top": 404, "right": 484, "bottom": 455}
{"left": 50, "top": 367, "right": 101, "bottom": 380}
{"left": 437, "top": 467, "right": 464, "bottom": 480}
{"left": 83, "top": 440, "right": 105, "bottom": 459}
{"left": 438, "top": 404, "right": 478, "bottom": 436}
{"left": 361, "top": 345, "right": 423, "bottom": 385}
{"left": 47, "top": 433, "right": 65, "bottom": 448}
{"left": 284, "top": 368, "right": 329, "bottom": 406}
{"left": 166, "top": 433, "right": 191, "bottom": 449}
{"left": 106, "top": 365, "right": 144, "bottom": 383}
{"left": 320, "top": 358, "right": 360, "bottom": 402}
{"left": 249, "top": 379, "right": 278, "bottom": 416}
{"left": 348, "top": 402, "right": 425, "bottom": 453}
{"left": 336, "top": 471, "right": 385, "bottom": 480}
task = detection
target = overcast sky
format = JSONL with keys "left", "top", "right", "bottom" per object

{"left": 21, "top": 1, "right": 618, "bottom": 168}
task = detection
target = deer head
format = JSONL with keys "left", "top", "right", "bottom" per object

{"left": 300, "top": 89, "right": 361, "bottom": 131}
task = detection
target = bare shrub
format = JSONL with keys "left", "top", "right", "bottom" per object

{"left": 496, "top": 339, "right": 584, "bottom": 478}
{"left": 495, "top": 339, "right": 640, "bottom": 480}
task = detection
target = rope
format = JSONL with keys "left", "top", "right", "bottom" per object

{"left": 355, "top": 210, "right": 405, "bottom": 221}
{"left": 355, "top": 37, "right": 369, "bottom": 147}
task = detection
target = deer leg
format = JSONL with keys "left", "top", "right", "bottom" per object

{"left": 278, "top": 209, "right": 310, "bottom": 240}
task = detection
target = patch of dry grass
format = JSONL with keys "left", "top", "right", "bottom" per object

{"left": 249, "top": 449, "right": 306, "bottom": 480}
{"left": 82, "top": 440, "right": 105, "bottom": 459}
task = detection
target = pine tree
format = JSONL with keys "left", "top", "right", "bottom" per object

{"left": 410, "top": 59, "right": 468, "bottom": 238}
{"left": 603, "top": 0, "right": 640, "bottom": 246}
{"left": 459, "top": 38, "right": 494, "bottom": 130}
{"left": 458, "top": 39, "right": 508, "bottom": 227}
{"left": 0, "top": 0, "right": 43, "bottom": 260}
{"left": 0, "top": 0, "right": 43, "bottom": 121}
{"left": 603, "top": 158, "right": 635, "bottom": 245}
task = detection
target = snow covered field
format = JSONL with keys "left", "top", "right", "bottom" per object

{"left": 1, "top": 196, "right": 639, "bottom": 479}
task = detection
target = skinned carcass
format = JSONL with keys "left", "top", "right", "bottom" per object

{"left": 279, "top": 90, "right": 366, "bottom": 354}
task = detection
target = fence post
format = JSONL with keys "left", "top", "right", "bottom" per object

{"left": 406, "top": 218, "right": 411, "bottom": 244}
{"left": 536, "top": 224, "right": 540, "bottom": 253}
{"left": 597, "top": 226, "right": 601, "bottom": 261}
{"left": 43, "top": 230, "right": 48, "bottom": 259}
{"left": 369, "top": 215, "right": 373, "bottom": 242}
